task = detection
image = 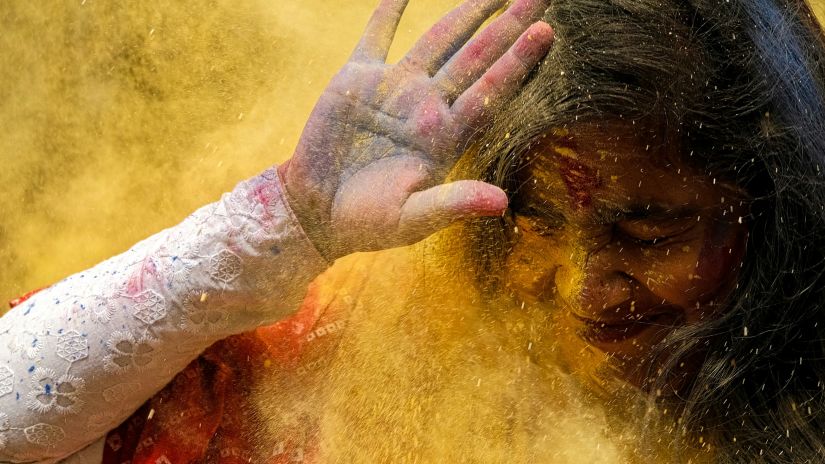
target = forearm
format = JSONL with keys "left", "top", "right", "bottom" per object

{"left": 0, "top": 167, "right": 328, "bottom": 462}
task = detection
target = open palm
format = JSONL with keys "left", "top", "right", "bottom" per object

{"left": 280, "top": 0, "right": 554, "bottom": 260}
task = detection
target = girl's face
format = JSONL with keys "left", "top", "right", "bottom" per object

{"left": 502, "top": 124, "right": 749, "bottom": 388}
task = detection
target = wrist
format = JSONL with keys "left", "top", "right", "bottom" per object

{"left": 276, "top": 162, "right": 341, "bottom": 262}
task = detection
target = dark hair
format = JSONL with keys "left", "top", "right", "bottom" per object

{"left": 460, "top": 0, "right": 825, "bottom": 461}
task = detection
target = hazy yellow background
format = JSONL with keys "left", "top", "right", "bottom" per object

{"left": 0, "top": 0, "right": 823, "bottom": 303}
{"left": 0, "top": 0, "right": 463, "bottom": 302}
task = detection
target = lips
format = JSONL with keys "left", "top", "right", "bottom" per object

{"left": 572, "top": 304, "right": 685, "bottom": 345}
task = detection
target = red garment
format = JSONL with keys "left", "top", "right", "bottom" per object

{"left": 102, "top": 280, "right": 346, "bottom": 464}
{"left": 7, "top": 287, "right": 46, "bottom": 309}
{"left": 11, "top": 282, "right": 346, "bottom": 464}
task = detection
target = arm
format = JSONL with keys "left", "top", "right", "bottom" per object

{"left": 1, "top": 0, "right": 555, "bottom": 460}
{"left": 0, "top": 168, "right": 328, "bottom": 462}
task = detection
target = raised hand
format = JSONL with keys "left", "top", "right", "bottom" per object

{"left": 279, "top": 0, "right": 554, "bottom": 261}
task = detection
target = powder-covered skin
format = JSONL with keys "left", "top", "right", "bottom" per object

{"left": 5, "top": 0, "right": 822, "bottom": 463}
{"left": 505, "top": 124, "right": 749, "bottom": 390}
{"left": 548, "top": 131, "right": 603, "bottom": 209}
{"left": 279, "top": 0, "right": 554, "bottom": 261}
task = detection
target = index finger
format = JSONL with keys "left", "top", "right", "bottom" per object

{"left": 350, "top": 0, "right": 411, "bottom": 62}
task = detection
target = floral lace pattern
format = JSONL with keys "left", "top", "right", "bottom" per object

{"left": 180, "top": 289, "right": 229, "bottom": 333}
{"left": 87, "top": 295, "right": 116, "bottom": 323}
{"left": 103, "top": 332, "right": 156, "bottom": 373}
{"left": 26, "top": 368, "right": 85, "bottom": 415}
{"left": 0, "top": 168, "right": 328, "bottom": 462}
{"left": 24, "top": 423, "right": 66, "bottom": 447}
{"left": 7, "top": 331, "right": 43, "bottom": 360}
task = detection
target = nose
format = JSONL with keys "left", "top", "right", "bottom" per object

{"left": 563, "top": 271, "right": 634, "bottom": 320}
{"left": 555, "top": 236, "right": 635, "bottom": 320}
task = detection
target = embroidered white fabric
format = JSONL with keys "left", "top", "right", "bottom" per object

{"left": 0, "top": 167, "right": 328, "bottom": 463}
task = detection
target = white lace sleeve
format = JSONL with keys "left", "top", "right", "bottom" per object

{"left": 0, "top": 167, "right": 329, "bottom": 463}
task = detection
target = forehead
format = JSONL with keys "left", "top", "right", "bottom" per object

{"left": 519, "top": 126, "right": 721, "bottom": 218}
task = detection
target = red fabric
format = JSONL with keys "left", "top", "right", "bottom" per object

{"left": 100, "top": 281, "right": 348, "bottom": 464}
{"left": 8, "top": 287, "right": 46, "bottom": 309}
{"left": 10, "top": 268, "right": 359, "bottom": 463}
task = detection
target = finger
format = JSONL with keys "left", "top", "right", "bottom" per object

{"left": 400, "top": 0, "right": 506, "bottom": 73}
{"left": 351, "top": 0, "right": 411, "bottom": 62}
{"left": 452, "top": 21, "right": 553, "bottom": 129}
{"left": 397, "top": 180, "right": 508, "bottom": 243}
{"left": 434, "top": 0, "right": 551, "bottom": 100}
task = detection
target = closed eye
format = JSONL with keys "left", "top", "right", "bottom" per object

{"left": 620, "top": 233, "right": 675, "bottom": 247}
{"left": 615, "top": 219, "right": 696, "bottom": 247}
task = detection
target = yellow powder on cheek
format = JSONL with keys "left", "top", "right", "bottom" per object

{"left": 505, "top": 218, "right": 585, "bottom": 303}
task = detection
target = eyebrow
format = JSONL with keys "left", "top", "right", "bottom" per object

{"left": 513, "top": 199, "right": 565, "bottom": 220}
{"left": 515, "top": 195, "right": 704, "bottom": 227}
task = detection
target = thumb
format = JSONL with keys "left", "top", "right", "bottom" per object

{"left": 396, "top": 180, "right": 508, "bottom": 244}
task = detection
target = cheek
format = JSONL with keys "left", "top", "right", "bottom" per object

{"left": 642, "top": 220, "right": 747, "bottom": 323}
{"left": 622, "top": 234, "right": 735, "bottom": 308}
{"left": 694, "top": 219, "right": 747, "bottom": 301}
{"left": 502, "top": 225, "right": 585, "bottom": 303}
{"left": 502, "top": 235, "right": 556, "bottom": 302}
{"left": 624, "top": 246, "right": 699, "bottom": 305}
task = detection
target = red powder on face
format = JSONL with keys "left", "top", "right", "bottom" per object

{"left": 556, "top": 156, "right": 602, "bottom": 208}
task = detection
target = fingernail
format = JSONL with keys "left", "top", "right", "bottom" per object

{"left": 531, "top": 21, "right": 555, "bottom": 41}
